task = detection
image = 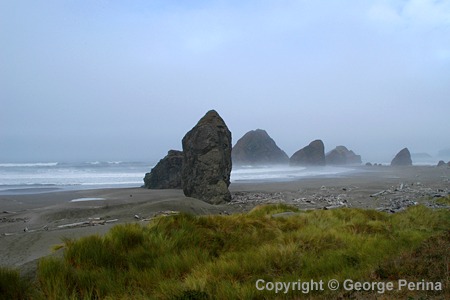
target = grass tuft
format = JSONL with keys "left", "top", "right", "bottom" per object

{"left": 436, "top": 195, "right": 450, "bottom": 206}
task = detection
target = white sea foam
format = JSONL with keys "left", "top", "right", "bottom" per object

{"left": 0, "top": 162, "right": 58, "bottom": 167}
{"left": 231, "top": 165, "right": 353, "bottom": 182}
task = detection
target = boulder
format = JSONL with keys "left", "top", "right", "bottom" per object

{"left": 143, "top": 150, "right": 183, "bottom": 189}
{"left": 232, "top": 129, "right": 289, "bottom": 165}
{"left": 181, "top": 110, "right": 232, "bottom": 204}
{"left": 391, "top": 148, "right": 412, "bottom": 166}
{"left": 325, "top": 146, "right": 362, "bottom": 165}
{"left": 290, "top": 139, "right": 325, "bottom": 166}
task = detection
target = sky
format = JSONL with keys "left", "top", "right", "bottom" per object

{"left": 1, "top": 0, "right": 449, "bottom": 163}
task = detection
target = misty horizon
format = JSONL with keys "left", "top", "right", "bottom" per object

{"left": 2, "top": 1, "right": 449, "bottom": 164}
{"left": 2, "top": 124, "right": 449, "bottom": 165}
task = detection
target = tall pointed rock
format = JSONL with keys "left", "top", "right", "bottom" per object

{"left": 181, "top": 110, "right": 232, "bottom": 204}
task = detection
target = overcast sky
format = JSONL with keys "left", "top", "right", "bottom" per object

{"left": 1, "top": 0, "right": 449, "bottom": 163}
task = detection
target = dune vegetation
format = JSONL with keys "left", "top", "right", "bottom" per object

{"left": 0, "top": 266, "right": 32, "bottom": 300}
{"left": 1, "top": 203, "right": 449, "bottom": 299}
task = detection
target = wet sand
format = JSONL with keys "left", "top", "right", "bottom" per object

{"left": 1, "top": 166, "right": 449, "bottom": 277}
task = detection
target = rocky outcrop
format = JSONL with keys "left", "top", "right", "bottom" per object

{"left": 143, "top": 150, "right": 183, "bottom": 189}
{"left": 232, "top": 129, "right": 289, "bottom": 165}
{"left": 181, "top": 110, "right": 232, "bottom": 204}
{"left": 391, "top": 148, "right": 412, "bottom": 166}
{"left": 325, "top": 146, "right": 362, "bottom": 165}
{"left": 290, "top": 140, "right": 325, "bottom": 166}
{"left": 437, "top": 160, "right": 446, "bottom": 167}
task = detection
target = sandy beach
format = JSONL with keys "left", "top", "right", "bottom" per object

{"left": 1, "top": 165, "right": 449, "bottom": 278}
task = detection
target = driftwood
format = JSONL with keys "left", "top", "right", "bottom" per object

{"left": 370, "top": 190, "right": 386, "bottom": 197}
{"left": 3, "top": 225, "right": 48, "bottom": 236}
{"left": 3, "top": 232, "right": 16, "bottom": 236}
{"left": 140, "top": 211, "right": 180, "bottom": 222}
{"left": 323, "top": 205, "right": 344, "bottom": 210}
{"left": 57, "top": 221, "right": 88, "bottom": 228}
{"left": 57, "top": 219, "right": 118, "bottom": 229}
{"left": 105, "top": 219, "right": 119, "bottom": 223}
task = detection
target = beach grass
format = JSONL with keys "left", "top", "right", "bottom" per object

{"left": 436, "top": 195, "right": 450, "bottom": 206}
{"left": 2, "top": 204, "right": 449, "bottom": 299}
{"left": 0, "top": 266, "right": 33, "bottom": 300}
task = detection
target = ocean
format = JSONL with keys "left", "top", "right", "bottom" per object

{"left": 230, "top": 165, "right": 354, "bottom": 182}
{"left": 0, "top": 161, "right": 356, "bottom": 195}
{"left": 0, "top": 161, "right": 151, "bottom": 194}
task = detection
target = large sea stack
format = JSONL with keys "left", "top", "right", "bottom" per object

{"left": 182, "top": 110, "right": 232, "bottom": 204}
{"left": 232, "top": 129, "right": 289, "bottom": 165}
{"left": 391, "top": 148, "right": 413, "bottom": 166}
{"left": 325, "top": 146, "right": 362, "bottom": 165}
{"left": 143, "top": 150, "right": 183, "bottom": 189}
{"left": 290, "top": 139, "right": 325, "bottom": 166}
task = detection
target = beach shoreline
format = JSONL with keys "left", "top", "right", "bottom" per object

{"left": 1, "top": 165, "right": 449, "bottom": 277}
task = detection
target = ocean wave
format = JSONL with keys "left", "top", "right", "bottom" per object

{"left": 0, "top": 161, "right": 151, "bottom": 194}
{"left": 86, "top": 161, "right": 123, "bottom": 165}
{"left": 79, "top": 181, "right": 142, "bottom": 186}
{"left": 231, "top": 166, "right": 353, "bottom": 182}
{"left": 0, "top": 183, "right": 59, "bottom": 187}
{"left": 0, "top": 162, "right": 58, "bottom": 167}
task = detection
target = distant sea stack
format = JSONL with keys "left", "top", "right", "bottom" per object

{"left": 182, "top": 110, "right": 232, "bottom": 204}
{"left": 232, "top": 129, "right": 289, "bottom": 165}
{"left": 325, "top": 146, "right": 362, "bottom": 165}
{"left": 391, "top": 148, "right": 412, "bottom": 166}
{"left": 437, "top": 160, "right": 446, "bottom": 167}
{"left": 143, "top": 150, "right": 183, "bottom": 189}
{"left": 290, "top": 139, "right": 325, "bottom": 166}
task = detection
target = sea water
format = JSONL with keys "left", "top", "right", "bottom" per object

{"left": 0, "top": 161, "right": 355, "bottom": 195}
{"left": 0, "top": 161, "right": 152, "bottom": 194}
{"left": 231, "top": 165, "right": 354, "bottom": 182}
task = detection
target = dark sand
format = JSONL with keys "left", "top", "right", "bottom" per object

{"left": 1, "top": 166, "right": 449, "bottom": 277}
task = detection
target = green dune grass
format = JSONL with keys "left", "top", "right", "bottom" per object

{"left": 0, "top": 267, "right": 32, "bottom": 300}
{"left": 2, "top": 203, "right": 449, "bottom": 299}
